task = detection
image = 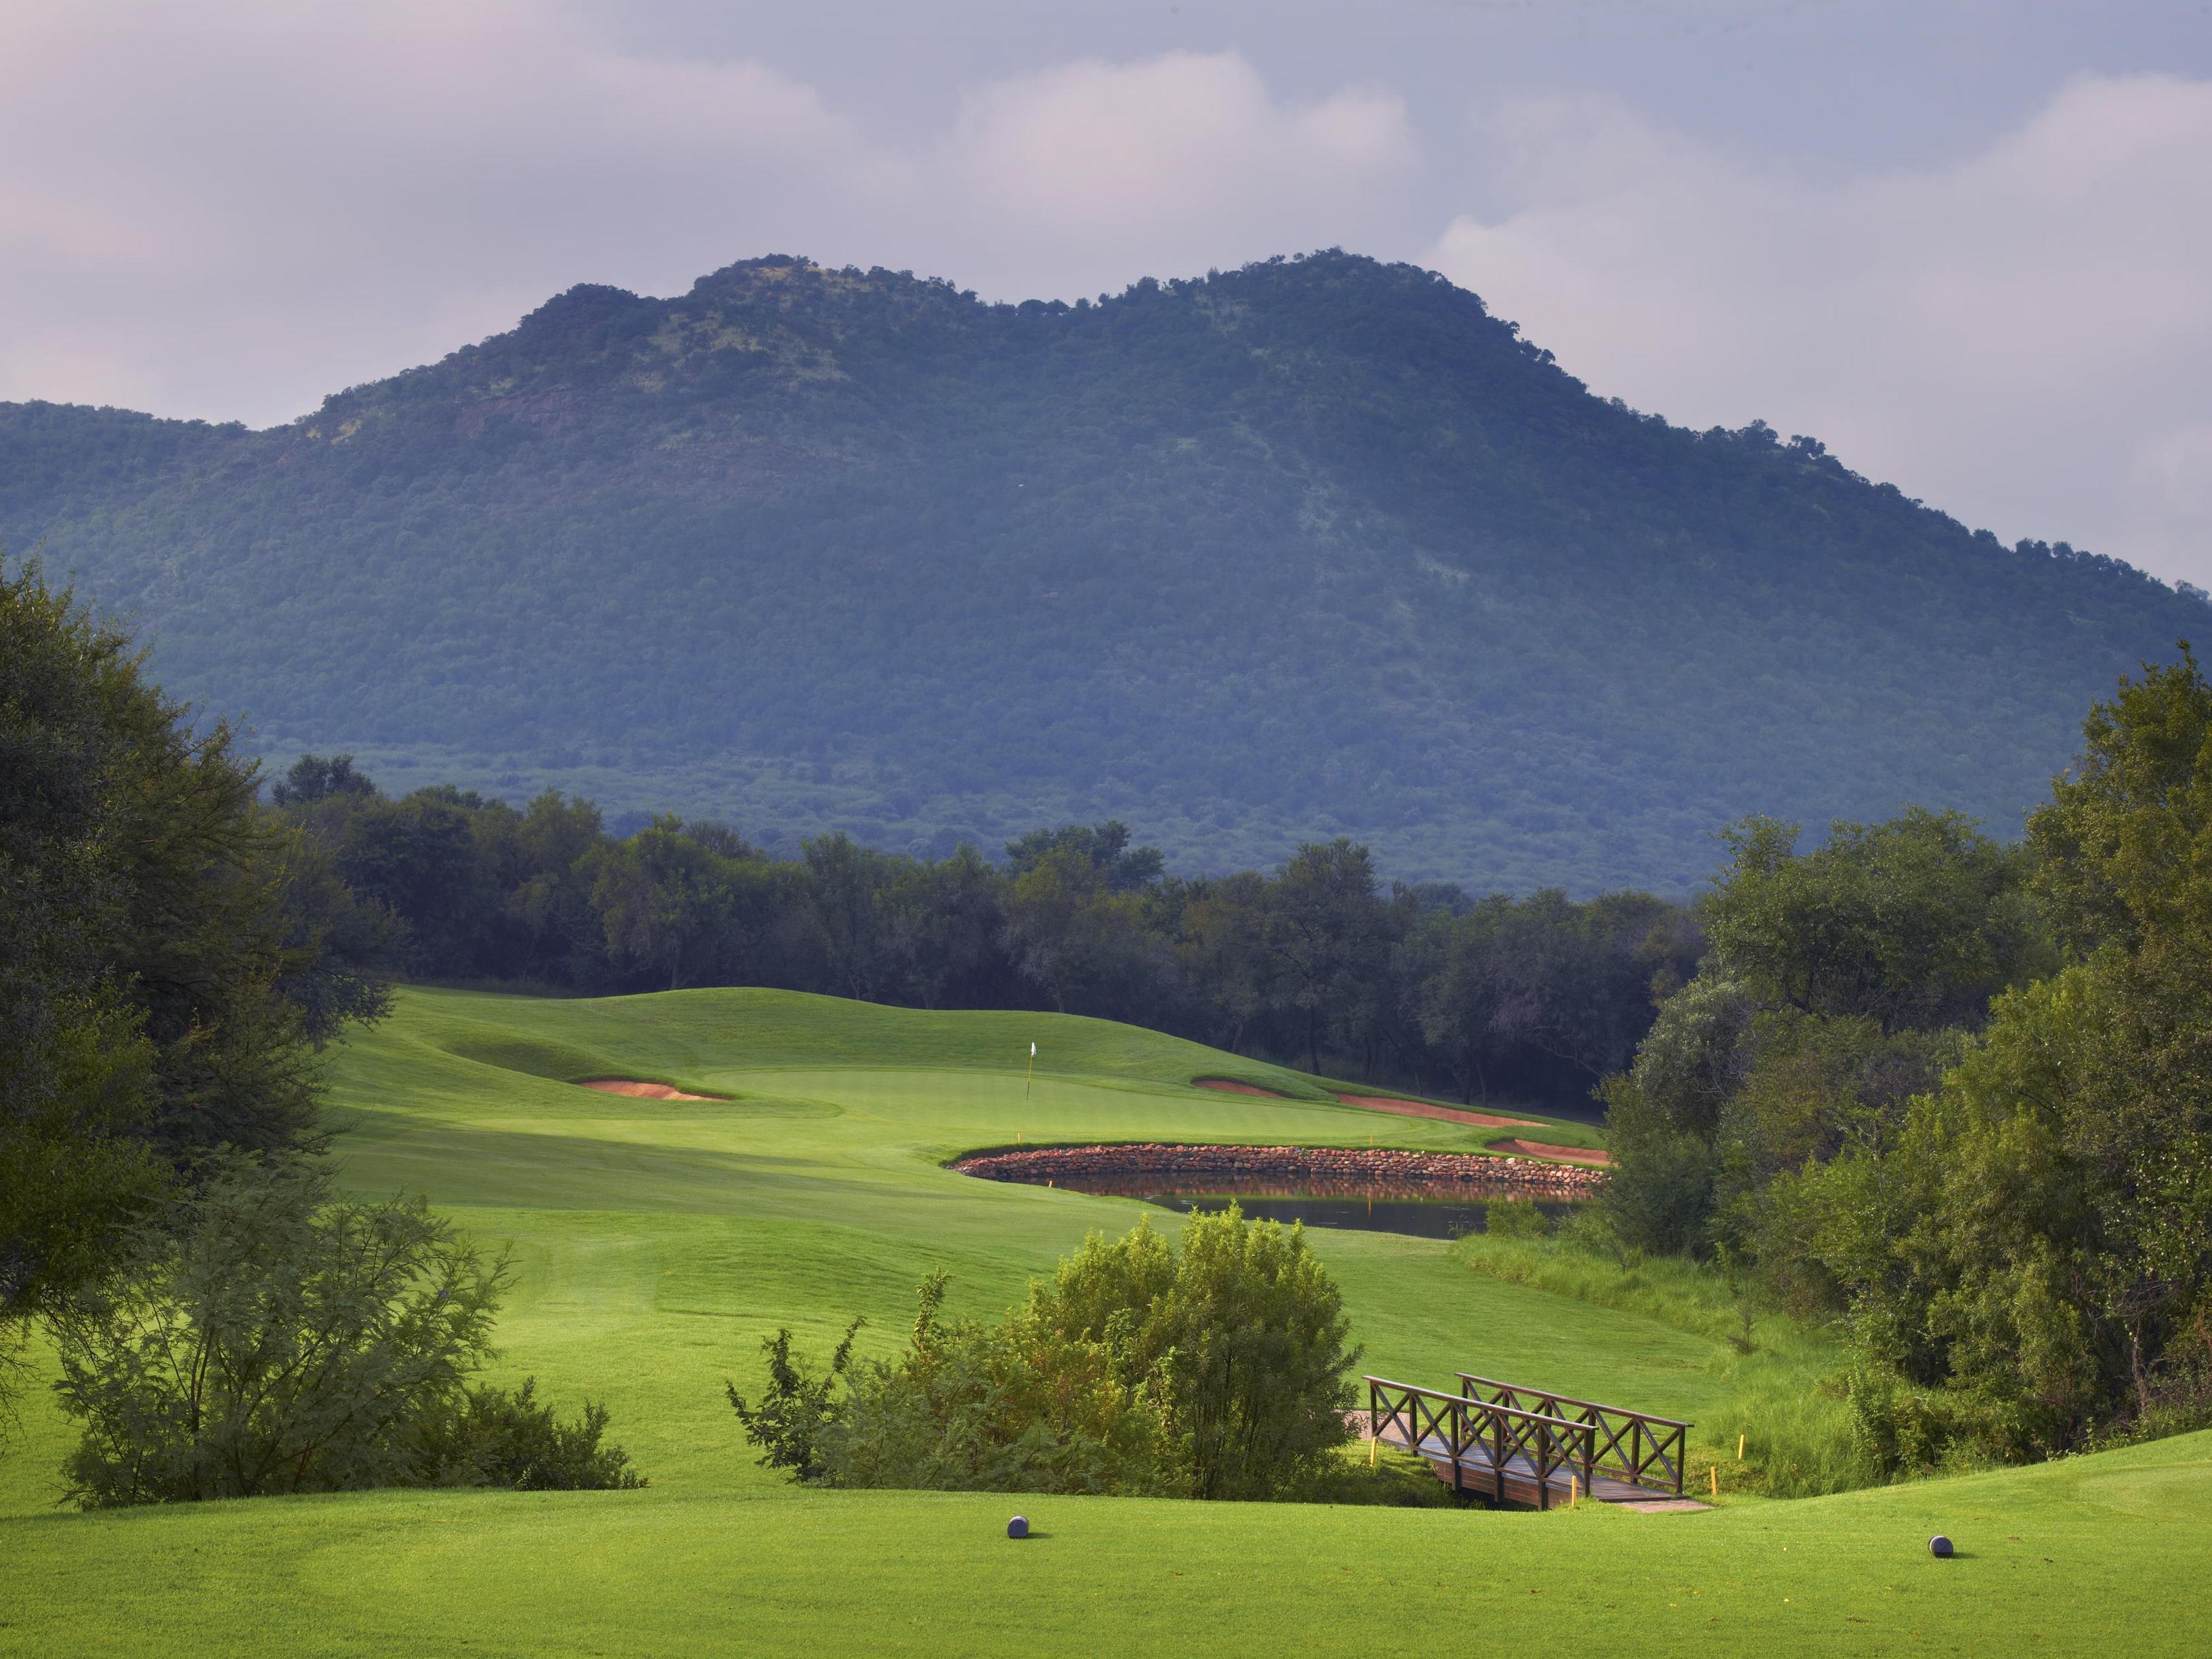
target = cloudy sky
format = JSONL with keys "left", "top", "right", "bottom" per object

{"left": 5, "top": 1, "right": 2209, "bottom": 582}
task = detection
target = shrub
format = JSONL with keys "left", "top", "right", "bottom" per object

{"left": 1594, "top": 1119, "right": 1716, "bottom": 1257}
{"left": 1483, "top": 1197, "right": 1551, "bottom": 1238}
{"left": 415, "top": 1378, "right": 645, "bottom": 1490}
{"left": 829, "top": 1274, "right": 1176, "bottom": 1495}
{"left": 727, "top": 1321, "right": 862, "bottom": 1482}
{"left": 1036, "top": 1207, "right": 1359, "bottom": 1501}
{"left": 51, "top": 1153, "right": 507, "bottom": 1507}
{"left": 46, "top": 1152, "right": 639, "bottom": 1505}
{"left": 731, "top": 1209, "right": 1361, "bottom": 1502}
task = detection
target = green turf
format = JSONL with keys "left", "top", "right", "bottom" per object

{"left": 5, "top": 986, "right": 2206, "bottom": 1656}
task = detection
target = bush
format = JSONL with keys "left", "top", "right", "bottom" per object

{"left": 415, "top": 1378, "right": 645, "bottom": 1490}
{"left": 48, "top": 1152, "right": 641, "bottom": 1505}
{"left": 727, "top": 1322, "right": 862, "bottom": 1482}
{"left": 830, "top": 1274, "right": 1176, "bottom": 1496}
{"left": 729, "top": 1209, "right": 1361, "bottom": 1501}
{"left": 1045, "top": 1207, "right": 1359, "bottom": 1501}
{"left": 52, "top": 1153, "right": 506, "bottom": 1507}
{"left": 1483, "top": 1197, "right": 1551, "bottom": 1238}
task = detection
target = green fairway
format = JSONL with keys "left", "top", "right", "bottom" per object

{"left": 6, "top": 985, "right": 2208, "bottom": 1656}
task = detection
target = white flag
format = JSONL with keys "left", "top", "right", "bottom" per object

{"left": 1029, "top": 1042, "right": 1037, "bottom": 1056}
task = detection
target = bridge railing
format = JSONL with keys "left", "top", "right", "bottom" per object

{"left": 1364, "top": 1377, "right": 1596, "bottom": 1509}
{"left": 1455, "top": 1373, "right": 1689, "bottom": 1496}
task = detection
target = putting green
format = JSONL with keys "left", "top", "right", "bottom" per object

{"left": 4, "top": 986, "right": 2205, "bottom": 1656}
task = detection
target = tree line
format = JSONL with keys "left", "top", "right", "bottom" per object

{"left": 268, "top": 756, "right": 1702, "bottom": 1106}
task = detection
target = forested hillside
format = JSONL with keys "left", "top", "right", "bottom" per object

{"left": 1, "top": 252, "right": 2197, "bottom": 890}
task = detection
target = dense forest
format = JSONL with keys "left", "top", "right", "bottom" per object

{"left": 3, "top": 252, "right": 2202, "bottom": 892}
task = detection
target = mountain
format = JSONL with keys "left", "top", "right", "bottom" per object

{"left": 0, "top": 252, "right": 2197, "bottom": 891}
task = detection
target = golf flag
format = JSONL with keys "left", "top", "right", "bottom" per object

{"left": 1030, "top": 1042, "right": 1037, "bottom": 1057}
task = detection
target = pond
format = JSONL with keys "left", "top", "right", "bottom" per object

{"left": 1016, "top": 1169, "right": 1582, "bottom": 1242}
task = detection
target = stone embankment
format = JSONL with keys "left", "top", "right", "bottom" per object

{"left": 951, "top": 1142, "right": 1608, "bottom": 1195}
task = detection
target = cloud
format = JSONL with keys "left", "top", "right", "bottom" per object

{"left": 0, "top": 3, "right": 1413, "bottom": 425}
{"left": 1428, "top": 74, "right": 2212, "bottom": 586}
{"left": 941, "top": 53, "right": 1413, "bottom": 284}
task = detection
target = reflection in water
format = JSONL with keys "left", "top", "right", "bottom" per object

{"left": 1020, "top": 1169, "right": 1581, "bottom": 1241}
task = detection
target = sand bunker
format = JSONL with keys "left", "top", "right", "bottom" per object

{"left": 576, "top": 1078, "right": 719, "bottom": 1102}
{"left": 1334, "top": 1093, "right": 1546, "bottom": 1130}
{"left": 1193, "top": 1077, "right": 1288, "bottom": 1097}
{"left": 1487, "top": 1138, "right": 1613, "bottom": 1167}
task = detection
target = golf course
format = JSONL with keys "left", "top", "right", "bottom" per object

{"left": 4, "top": 985, "right": 2207, "bottom": 1656}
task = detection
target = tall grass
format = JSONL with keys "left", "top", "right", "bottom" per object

{"left": 1450, "top": 1227, "right": 1876, "bottom": 1498}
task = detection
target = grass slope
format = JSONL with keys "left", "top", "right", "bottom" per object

{"left": 5, "top": 986, "right": 2206, "bottom": 1656}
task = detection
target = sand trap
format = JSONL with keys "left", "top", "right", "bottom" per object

{"left": 576, "top": 1078, "right": 719, "bottom": 1102}
{"left": 1334, "top": 1094, "right": 1546, "bottom": 1130}
{"left": 1488, "top": 1138, "right": 1613, "bottom": 1167}
{"left": 1193, "top": 1077, "right": 1288, "bottom": 1097}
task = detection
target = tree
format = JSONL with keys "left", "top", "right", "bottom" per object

{"left": 1174, "top": 871, "right": 1275, "bottom": 1054}
{"left": 1267, "top": 840, "right": 1391, "bottom": 1075}
{"left": 799, "top": 833, "right": 901, "bottom": 1002}
{"left": 492, "top": 791, "right": 613, "bottom": 985}
{"left": 5, "top": 561, "right": 384, "bottom": 1410}
{"left": 320, "top": 788, "right": 499, "bottom": 977}
{"left": 589, "top": 817, "right": 748, "bottom": 991}
{"left": 268, "top": 752, "right": 375, "bottom": 806}
{"left": 1, "top": 562, "right": 165, "bottom": 1376}
{"left": 1702, "top": 809, "right": 2047, "bottom": 1034}
{"left": 1004, "top": 821, "right": 1164, "bottom": 892}
{"left": 1000, "top": 844, "right": 1174, "bottom": 1021}
{"left": 879, "top": 846, "right": 1009, "bottom": 1010}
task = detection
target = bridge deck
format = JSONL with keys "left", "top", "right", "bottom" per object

{"left": 1379, "top": 1425, "right": 1678, "bottom": 1507}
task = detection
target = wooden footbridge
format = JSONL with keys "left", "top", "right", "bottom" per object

{"left": 1365, "top": 1373, "right": 1693, "bottom": 1509}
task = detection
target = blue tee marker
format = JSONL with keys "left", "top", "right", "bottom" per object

{"left": 1008, "top": 1515, "right": 1029, "bottom": 1540}
{"left": 1929, "top": 1534, "right": 1954, "bottom": 1557}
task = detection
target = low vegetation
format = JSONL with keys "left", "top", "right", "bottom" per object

{"left": 49, "top": 1152, "right": 639, "bottom": 1506}
{"left": 733, "top": 1209, "right": 1357, "bottom": 1501}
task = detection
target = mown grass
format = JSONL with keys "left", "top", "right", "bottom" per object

{"left": 5, "top": 985, "right": 2207, "bottom": 1656}
{"left": 5, "top": 1429, "right": 2208, "bottom": 1657}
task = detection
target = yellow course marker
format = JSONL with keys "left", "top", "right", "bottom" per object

{"left": 1710, "top": 1466, "right": 1720, "bottom": 1498}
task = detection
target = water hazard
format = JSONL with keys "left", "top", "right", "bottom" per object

{"left": 1018, "top": 1169, "right": 1580, "bottom": 1241}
